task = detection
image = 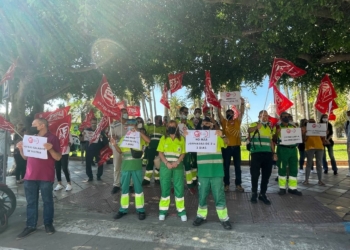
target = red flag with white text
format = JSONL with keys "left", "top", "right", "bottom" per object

{"left": 89, "top": 116, "right": 109, "bottom": 144}
{"left": 0, "top": 116, "right": 15, "bottom": 133}
{"left": 314, "top": 75, "right": 338, "bottom": 114}
{"left": 116, "top": 101, "right": 126, "bottom": 110}
{"left": 79, "top": 109, "right": 95, "bottom": 131}
{"left": 231, "top": 105, "right": 240, "bottom": 120}
{"left": 98, "top": 145, "right": 113, "bottom": 166}
{"left": 204, "top": 70, "right": 221, "bottom": 108}
{"left": 202, "top": 98, "right": 210, "bottom": 114}
{"left": 273, "top": 85, "right": 293, "bottom": 116}
{"left": 269, "top": 58, "right": 306, "bottom": 88}
{"left": 160, "top": 83, "right": 170, "bottom": 109}
{"left": 92, "top": 75, "right": 121, "bottom": 120}
{"left": 0, "top": 60, "right": 17, "bottom": 85}
{"left": 168, "top": 72, "right": 185, "bottom": 94}
{"left": 126, "top": 106, "right": 141, "bottom": 117}
{"left": 35, "top": 106, "right": 70, "bottom": 123}
{"left": 49, "top": 115, "right": 72, "bottom": 153}
{"left": 268, "top": 115, "right": 279, "bottom": 127}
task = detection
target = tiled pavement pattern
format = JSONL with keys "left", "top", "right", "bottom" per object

{"left": 6, "top": 158, "right": 350, "bottom": 223}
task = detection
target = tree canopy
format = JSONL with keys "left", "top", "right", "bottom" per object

{"left": 0, "top": 0, "right": 349, "bottom": 124}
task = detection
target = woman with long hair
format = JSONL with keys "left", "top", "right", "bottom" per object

{"left": 157, "top": 120, "right": 187, "bottom": 221}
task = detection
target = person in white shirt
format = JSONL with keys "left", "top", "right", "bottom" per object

{"left": 54, "top": 133, "right": 74, "bottom": 191}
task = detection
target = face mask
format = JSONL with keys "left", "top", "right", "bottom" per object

{"left": 195, "top": 113, "right": 200, "bottom": 118}
{"left": 167, "top": 127, "right": 177, "bottom": 134}
{"left": 322, "top": 118, "right": 328, "bottom": 122}
{"left": 202, "top": 125, "right": 211, "bottom": 130}
{"left": 281, "top": 117, "right": 289, "bottom": 123}
{"left": 226, "top": 114, "right": 233, "bottom": 120}
{"left": 137, "top": 123, "right": 143, "bottom": 129}
{"left": 181, "top": 115, "right": 187, "bottom": 120}
{"left": 29, "top": 126, "right": 39, "bottom": 135}
{"left": 259, "top": 119, "right": 268, "bottom": 125}
{"left": 122, "top": 113, "right": 128, "bottom": 119}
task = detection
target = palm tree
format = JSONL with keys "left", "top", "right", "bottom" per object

{"left": 169, "top": 95, "right": 187, "bottom": 119}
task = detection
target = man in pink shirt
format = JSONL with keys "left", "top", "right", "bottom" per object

{"left": 16, "top": 118, "right": 61, "bottom": 239}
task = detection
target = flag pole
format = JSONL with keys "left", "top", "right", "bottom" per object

{"left": 263, "top": 87, "right": 271, "bottom": 112}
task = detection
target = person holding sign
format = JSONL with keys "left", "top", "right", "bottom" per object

{"left": 157, "top": 120, "right": 187, "bottom": 222}
{"left": 218, "top": 97, "right": 245, "bottom": 192}
{"left": 319, "top": 114, "right": 338, "bottom": 175}
{"left": 247, "top": 110, "right": 277, "bottom": 205}
{"left": 301, "top": 119, "right": 325, "bottom": 185}
{"left": 192, "top": 117, "right": 232, "bottom": 230}
{"left": 273, "top": 112, "right": 302, "bottom": 196}
{"left": 110, "top": 125, "right": 150, "bottom": 221}
{"left": 16, "top": 118, "right": 61, "bottom": 239}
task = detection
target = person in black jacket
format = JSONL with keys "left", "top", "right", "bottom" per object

{"left": 320, "top": 114, "right": 338, "bottom": 175}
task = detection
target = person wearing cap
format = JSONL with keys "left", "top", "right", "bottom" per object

{"left": 142, "top": 115, "right": 167, "bottom": 185}
{"left": 110, "top": 124, "right": 150, "bottom": 221}
{"left": 273, "top": 112, "right": 302, "bottom": 196}
{"left": 247, "top": 110, "right": 277, "bottom": 205}
{"left": 157, "top": 120, "right": 187, "bottom": 221}
{"left": 218, "top": 97, "right": 245, "bottom": 192}
{"left": 192, "top": 117, "right": 232, "bottom": 230}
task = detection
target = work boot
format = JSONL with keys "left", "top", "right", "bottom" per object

{"left": 288, "top": 189, "right": 302, "bottom": 196}
{"left": 278, "top": 188, "right": 286, "bottom": 195}
{"left": 258, "top": 194, "right": 271, "bottom": 205}
{"left": 193, "top": 217, "right": 206, "bottom": 227}
{"left": 250, "top": 192, "right": 258, "bottom": 204}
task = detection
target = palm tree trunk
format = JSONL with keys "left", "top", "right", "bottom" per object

{"left": 148, "top": 93, "right": 154, "bottom": 122}
{"left": 152, "top": 87, "right": 157, "bottom": 116}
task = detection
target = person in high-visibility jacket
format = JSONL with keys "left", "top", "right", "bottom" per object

{"left": 110, "top": 125, "right": 150, "bottom": 220}
{"left": 142, "top": 115, "right": 167, "bottom": 185}
{"left": 192, "top": 117, "right": 232, "bottom": 230}
{"left": 157, "top": 120, "right": 187, "bottom": 221}
{"left": 273, "top": 112, "right": 302, "bottom": 196}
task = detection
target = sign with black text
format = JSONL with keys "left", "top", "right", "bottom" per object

{"left": 120, "top": 131, "right": 141, "bottom": 149}
{"left": 306, "top": 123, "right": 327, "bottom": 136}
{"left": 186, "top": 130, "right": 217, "bottom": 153}
{"left": 23, "top": 135, "right": 48, "bottom": 159}
{"left": 280, "top": 128, "right": 302, "bottom": 145}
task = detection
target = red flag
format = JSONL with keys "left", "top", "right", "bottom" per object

{"left": 329, "top": 111, "right": 336, "bottom": 121}
{"left": 202, "top": 98, "right": 210, "bottom": 114}
{"left": 231, "top": 105, "right": 240, "bottom": 119}
{"left": 116, "top": 101, "right": 126, "bottom": 109}
{"left": 79, "top": 110, "right": 95, "bottom": 131}
{"left": 49, "top": 115, "right": 72, "bottom": 153}
{"left": 89, "top": 116, "right": 109, "bottom": 144}
{"left": 35, "top": 106, "right": 70, "bottom": 123}
{"left": 160, "top": 83, "right": 170, "bottom": 109}
{"left": 98, "top": 145, "right": 113, "bottom": 166}
{"left": 268, "top": 115, "right": 279, "bottom": 127}
{"left": 204, "top": 70, "right": 221, "bottom": 108}
{"left": 92, "top": 75, "right": 121, "bottom": 120}
{"left": 314, "top": 75, "right": 338, "bottom": 114}
{"left": 269, "top": 58, "right": 306, "bottom": 88}
{"left": 0, "top": 116, "right": 14, "bottom": 133}
{"left": 126, "top": 106, "right": 141, "bottom": 117}
{"left": 0, "top": 60, "right": 17, "bottom": 85}
{"left": 273, "top": 85, "right": 293, "bottom": 116}
{"left": 168, "top": 72, "right": 185, "bottom": 94}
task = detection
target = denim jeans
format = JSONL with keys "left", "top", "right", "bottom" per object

{"left": 222, "top": 146, "right": 242, "bottom": 186}
{"left": 24, "top": 180, "right": 54, "bottom": 228}
{"left": 322, "top": 144, "right": 338, "bottom": 172}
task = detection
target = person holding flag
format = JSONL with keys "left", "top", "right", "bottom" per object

{"left": 192, "top": 117, "right": 232, "bottom": 230}
{"left": 142, "top": 115, "right": 167, "bottom": 185}
{"left": 110, "top": 125, "right": 150, "bottom": 221}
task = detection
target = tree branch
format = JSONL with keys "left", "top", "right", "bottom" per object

{"left": 298, "top": 53, "right": 350, "bottom": 64}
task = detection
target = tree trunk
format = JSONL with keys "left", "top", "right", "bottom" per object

{"left": 148, "top": 94, "right": 154, "bottom": 122}
{"left": 141, "top": 96, "right": 148, "bottom": 120}
{"left": 152, "top": 87, "right": 157, "bottom": 116}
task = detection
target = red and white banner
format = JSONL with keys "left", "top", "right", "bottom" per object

{"left": 98, "top": 145, "right": 113, "bottom": 166}
{"left": 0, "top": 60, "right": 17, "bottom": 85}
{"left": 315, "top": 75, "right": 338, "bottom": 114}
{"left": 116, "top": 101, "right": 126, "bottom": 110}
{"left": 92, "top": 75, "right": 121, "bottom": 120}
{"left": 49, "top": 114, "right": 72, "bottom": 153}
{"left": 268, "top": 115, "right": 279, "bottom": 127}
{"left": 269, "top": 58, "right": 306, "bottom": 88}
{"left": 35, "top": 106, "right": 70, "bottom": 124}
{"left": 160, "top": 83, "right": 170, "bottom": 109}
{"left": 202, "top": 98, "right": 210, "bottom": 114}
{"left": 89, "top": 116, "right": 109, "bottom": 144}
{"left": 204, "top": 70, "right": 221, "bottom": 108}
{"left": 126, "top": 106, "right": 141, "bottom": 117}
{"left": 273, "top": 85, "right": 293, "bottom": 116}
{"left": 79, "top": 109, "right": 95, "bottom": 131}
{"left": 168, "top": 72, "right": 185, "bottom": 94}
{"left": 0, "top": 116, "right": 15, "bottom": 133}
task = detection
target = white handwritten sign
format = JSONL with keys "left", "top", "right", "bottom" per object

{"left": 306, "top": 123, "right": 327, "bottom": 136}
{"left": 280, "top": 128, "right": 302, "bottom": 145}
{"left": 120, "top": 131, "right": 141, "bottom": 149}
{"left": 220, "top": 91, "right": 241, "bottom": 106}
{"left": 23, "top": 135, "right": 48, "bottom": 159}
{"left": 186, "top": 130, "right": 217, "bottom": 153}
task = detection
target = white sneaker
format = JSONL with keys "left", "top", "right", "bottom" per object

{"left": 299, "top": 169, "right": 304, "bottom": 174}
{"left": 65, "top": 184, "right": 72, "bottom": 191}
{"left": 54, "top": 184, "right": 64, "bottom": 191}
{"left": 180, "top": 215, "right": 187, "bottom": 222}
{"left": 159, "top": 215, "right": 165, "bottom": 221}
{"left": 346, "top": 172, "right": 350, "bottom": 177}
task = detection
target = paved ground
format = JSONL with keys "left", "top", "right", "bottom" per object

{"left": 1, "top": 157, "right": 350, "bottom": 250}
